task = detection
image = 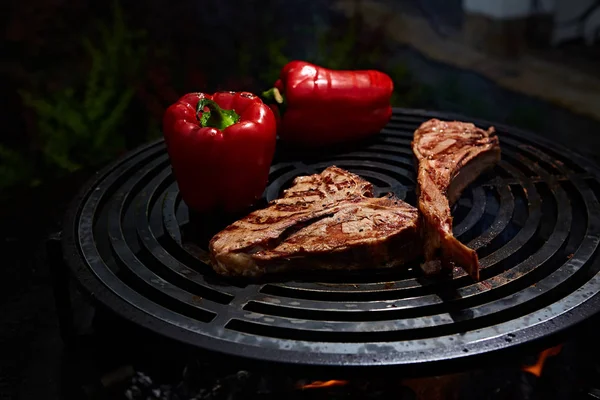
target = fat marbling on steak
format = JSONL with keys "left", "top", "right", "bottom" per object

{"left": 209, "top": 166, "right": 421, "bottom": 277}
{"left": 412, "top": 118, "right": 501, "bottom": 281}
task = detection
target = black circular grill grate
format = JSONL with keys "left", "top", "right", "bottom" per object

{"left": 63, "top": 109, "right": 600, "bottom": 373}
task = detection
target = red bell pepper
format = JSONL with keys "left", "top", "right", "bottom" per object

{"left": 262, "top": 61, "right": 394, "bottom": 147}
{"left": 162, "top": 91, "right": 277, "bottom": 213}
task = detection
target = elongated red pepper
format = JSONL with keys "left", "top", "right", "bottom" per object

{"left": 262, "top": 61, "right": 394, "bottom": 147}
{"left": 162, "top": 91, "right": 277, "bottom": 213}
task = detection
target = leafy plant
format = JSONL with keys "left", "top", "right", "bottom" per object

{"left": 389, "top": 63, "right": 432, "bottom": 108}
{"left": 17, "top": 0, "right": 147, "bottom": 179}
{"left": 434, "top": 77, "right": 494, "bottom": 119}
{"left": 506, "top": 105, "right": 544, "bottom": 131}
{"left": 258, "top": 37, "right": 290, "bottom": 86}
{"left": 312, "top": 6, "right": 378, "bottom": 70}
{"left": 0, "top": 145, "right": 34, "bottom": 191}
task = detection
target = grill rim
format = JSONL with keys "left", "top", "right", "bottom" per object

{"left": 61, "top": 107, "right": 600, "bottom": 375}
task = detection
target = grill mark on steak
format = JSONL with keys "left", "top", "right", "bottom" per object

{"left": 209, "top": 167, "right": 370, "bottom": 253}
{"left": 412, "top": 118, "right": 501, "bottom": 281}
{"left": 208, "top": 166, "right": 420, "bottom": 277}
{"left": 268, "top": 211, "right": 337, "bottom": 248}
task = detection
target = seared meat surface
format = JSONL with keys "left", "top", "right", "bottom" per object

{"left": 209, "top": 166, "right": 421, "bottom": 277}
{"left": 412, "top": 118, "right": 501, "bottom": 280}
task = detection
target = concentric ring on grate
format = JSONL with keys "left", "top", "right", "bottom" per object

{"left": 63, "top": 108, "right": 600, "bottom": 374}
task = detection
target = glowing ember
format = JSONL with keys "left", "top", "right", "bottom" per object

{"left": 299, "top": 380, "right": 350, "bottom": 389}
{"left": 522, "top": 344, "right": 563, "bottom": 377}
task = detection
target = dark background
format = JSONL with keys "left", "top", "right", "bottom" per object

{"left": 1, "top": 0, "right": 599, "bottom": 398}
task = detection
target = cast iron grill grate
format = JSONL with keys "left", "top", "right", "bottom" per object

{"left": 62, "top": 109, "right": 600, "bottom": 374}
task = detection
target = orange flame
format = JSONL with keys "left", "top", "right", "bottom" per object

{"left": 522, "top": 344, "right": 563, "bottom": 377}
{"left": 300, "top": 380, "right": 349, "bottom": 389}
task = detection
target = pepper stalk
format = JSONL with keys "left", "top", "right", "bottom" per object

{"left": 261, "top": 87, "right": 287, "bottom": 116}
{"left": 197, "top": 98, "right": 240, "bottom": 130}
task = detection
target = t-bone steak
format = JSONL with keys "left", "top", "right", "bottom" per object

{"left": 412, "top": 118, "right": 501, "bottom": 280}
{"left": 209, "top": 166, "right": 421, "bottom": 277}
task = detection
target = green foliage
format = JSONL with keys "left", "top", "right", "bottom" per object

{"left": 314, "top": 20, "right": 359, "bottom": 70}
{"left": 435, "top": 77, "right": 493, "bottom": 119}
{"left": 16, "top": 0, "right": 147, "bottom": 182}
{"left": 233, "top": 10, "right": 290, "bottom": 88}
{"left": 259, "top": 37, "right": 290, "bottom": 85}
{"left": 388, "top": 63, "right": 433, "bottom": 108}
{"left": 507, "top": 105, "right": 544, "bottom": 131}
{"left": 0, "top": 145, "right": 34, "bottom": 191}
{"left": 145, "top": 118, "right": 163, "bottom": 142}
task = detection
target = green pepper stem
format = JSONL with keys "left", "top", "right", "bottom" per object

{"left": 261, "top": 87, "right": 286, "bottom": 115}
{"left": 262, "top": 87, "right": 284, "bottom": 104}
{"left": 196, "top": 99, "right": 240, "bottom": 130}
